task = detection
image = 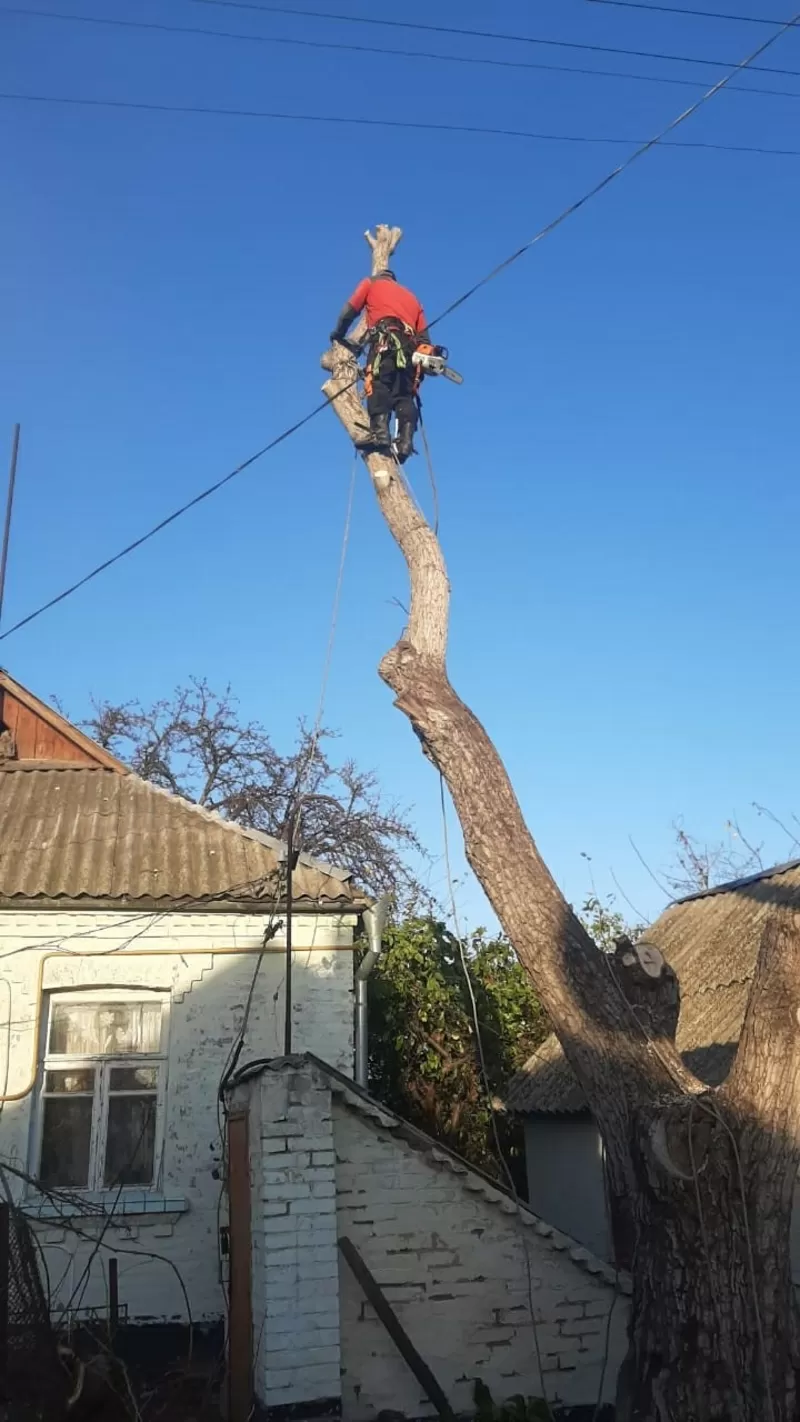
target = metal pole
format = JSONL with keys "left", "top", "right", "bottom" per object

{"left": 108, "top": 1257, "right": 119, "bottom": 1337}
{"left": 0, "top": 425, "right": 20, "bottom": 629}
{"left": 283, "top": 816, "right": 294, "bottom": 1055}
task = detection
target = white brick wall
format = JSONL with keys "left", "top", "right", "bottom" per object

{"left": 334, "top": 1103, "right": 626, "bottom": 1419}
{"left": 229, "top": 1066, "right": 343, "bottom": 1408}
{"left": 236, "top": 1060, "right": 627, "bottom": 1420}
{"left": 0, "top": 909, "right": 356, "bottom": 1326}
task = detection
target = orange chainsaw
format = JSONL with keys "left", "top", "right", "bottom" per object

{"left": 411, "top": 344, "right": 463, "bottom": 384}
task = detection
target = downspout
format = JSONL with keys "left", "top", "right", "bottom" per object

{"left": 354, "top": 894, "right": 391, "bottom": 1090}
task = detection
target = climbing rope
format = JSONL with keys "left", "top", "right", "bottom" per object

{"left": 415, "top": 400, "right": 440, "bottom": 536}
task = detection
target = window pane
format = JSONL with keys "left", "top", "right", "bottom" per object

{"left": 104, "top": 1097, "right": 156, "bottom": 1187}
{"left": 109, "top": 1067, "right": 158, "bottom": 1091}
{"left": 40, "top": 1096, "right": 93, "bottom": 1187}
{"left": 49, "top": 1002, "right": 162, "bottom": 1056}
{"left": 44, "top": 1069, "right": 94, "bottom": 1095}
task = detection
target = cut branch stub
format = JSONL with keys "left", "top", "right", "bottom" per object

{"left": 612, "top": 936, "right": 680, "bottom": 1043}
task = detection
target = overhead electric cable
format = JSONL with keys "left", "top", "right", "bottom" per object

{"left": 586, "top": 0, "right": 792, "bottom": 25}
{"left": 3, "top": 6, "right": 799, "bottom": 100}
{"left": 2, "top": 91, "right": 800, "bottom": 157}
{"left": 2, "top": 8, "right": 796, "bottom": 641}
{"left": 194, "top": 0, "right": 800, "bottom": 79}
{"left": 0, "top": 392, "right": 346, "bottom": 641}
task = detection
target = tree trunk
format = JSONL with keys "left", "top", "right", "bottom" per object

{"left": 321, "top": 226, "right": 800, "bottom": 1419}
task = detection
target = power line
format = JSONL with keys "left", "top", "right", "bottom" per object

{"left": 4, "top": 5, "right": 800, "bottom": 101}
{"left": 429, "top": 6, "right": 800, "bottom": 325}
{"left": 0, "top": 389, "right": 342, "bottom": 641}
{"left": 3, "top": 90, "right": 800, "bottom": 158}
{"left": 586, "top": 0, "right": 790, "bottom": 24}
{"left": 1, "top": 9, "right": 795, "bottom": 642}
{"left": 194, "top": 0, "right": 800, "bottom": 79}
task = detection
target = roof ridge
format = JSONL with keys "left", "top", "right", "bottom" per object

{"left": 122, "top": 771, "right": 354, "bottom": 885}
{"left": 672, "top": 857, "right": 800, "bottom": 905}
{"left": 232, "top": 1054, "right": 628, "bottom": 1294}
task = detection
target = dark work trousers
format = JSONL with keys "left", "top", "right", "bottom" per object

{"left": 367, "top": 350, "right": 417, "bottom": 432}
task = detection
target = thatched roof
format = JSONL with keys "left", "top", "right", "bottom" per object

{"left": 506, "top": 860, "right": 800, "bottom": 1115}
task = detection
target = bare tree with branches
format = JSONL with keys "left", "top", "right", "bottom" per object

{"left": 322, "top": 225, "right": 800, "bottom": 1420}
{"left": 84, "top": 679, "right": 425, "bottom": 902}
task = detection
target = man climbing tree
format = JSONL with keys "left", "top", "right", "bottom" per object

{"left": 322, "top": 225, "right": 800, "bottom": 1422}
{"left": 329, "top": 264, "right": 430, "bottom": 461}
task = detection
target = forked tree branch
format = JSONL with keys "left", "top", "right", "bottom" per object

{"left": 321, "top": 225, "right": 701, "bottom": 1135}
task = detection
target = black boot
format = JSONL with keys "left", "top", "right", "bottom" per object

{"left": 355, "top": 412, "right": 391, "bottom": 453}
{"left": 394, "top": 416, "right": 416, "bottom": 464}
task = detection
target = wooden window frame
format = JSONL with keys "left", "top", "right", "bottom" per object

{"left": 32, "top": 989, "right": 170, "bottom": 1196}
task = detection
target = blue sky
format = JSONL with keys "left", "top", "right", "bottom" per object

{"left": 1, "top": 0, "right": 799, "bottom": 929}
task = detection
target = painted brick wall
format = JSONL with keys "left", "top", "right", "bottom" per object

{"left": 334, "top": 1102, "right": 626, "bottom": 1419}
{"left": 0, "top": 910, "right": 356, "bottom": 1327}
{"left": 231, "top": 1066, "right": 342, "bottom": 1409}
{"left": 237, "top": 1061, "right": 627, "bottom": 1420}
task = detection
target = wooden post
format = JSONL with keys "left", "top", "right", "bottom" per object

{"left": 338, "top": 1235, "right": 454, "bottom": 1421}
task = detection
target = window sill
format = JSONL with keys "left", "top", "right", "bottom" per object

{"left": 24, "top": 1193, "right": 189, "bottom": 1222}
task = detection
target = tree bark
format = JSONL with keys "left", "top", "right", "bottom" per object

{"left": 321, "top": 226, "right": 800, "bottom": 1419}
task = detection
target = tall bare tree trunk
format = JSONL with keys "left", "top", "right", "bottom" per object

{"left": 322, "top": 226, "right": 800, "bottom": 1419}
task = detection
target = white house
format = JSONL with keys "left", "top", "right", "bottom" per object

{"left": 0, "top": 670, "right": 367, "bottom": 1350}
{"left": 0, "top": 671, "right": 631, "bottom": 1414}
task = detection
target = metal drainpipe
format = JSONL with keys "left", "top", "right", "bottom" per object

{"left": 354, "top": 894, "right": 391, "bottom": 1090}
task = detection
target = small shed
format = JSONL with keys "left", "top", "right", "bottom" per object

{"left": 224, "top": 1054, "right": 628, "bottom": 1421}
{"left": 507, "top": 861, "right": 800, "bottom": 1267}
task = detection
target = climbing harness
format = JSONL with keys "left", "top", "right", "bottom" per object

{"left": 346, "top": 319, "right": 462, "bottom": 470}
{"left": 345, "top": 322, "right": 464, "bottom": 397}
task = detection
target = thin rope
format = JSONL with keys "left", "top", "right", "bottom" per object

{"left": 438, "top": 774, "right": 554, "bottom": 1419}
{"left": 309, "top": 453, "right": 358, "bottom": 754}
{"left": 416, "top": 404, "right": 440, "bottom": 536}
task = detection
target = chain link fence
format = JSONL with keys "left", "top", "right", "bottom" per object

{"left": 1, "top": 1201, "right": 68, "bottom": 1420}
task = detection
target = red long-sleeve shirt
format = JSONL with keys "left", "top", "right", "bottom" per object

{"left": 348, "top": 276, "right": 428, "bottom": 335}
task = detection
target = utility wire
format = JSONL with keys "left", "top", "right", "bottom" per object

{"left": 437, "top": 774, "right": 554, "bottom": 1419}
{"left": 429, "top": 6, "right": 800, "bottom": 327}
{"left": 586, "top": 0, "right": 793, "bottom": 24}
{"left": 3, "top": 92, "right": 800, "bottom": 158}
{"left": 4, "top": 6, "right": 800, "bottom": 101}
{"left": 1, "top": 10, "right": 795, "bottom": 642}
{"left": 196, "top": 0, "right": 800, "bottom": 79}
{"left": 0, "top": 389, "right": 345, "bottom": 641}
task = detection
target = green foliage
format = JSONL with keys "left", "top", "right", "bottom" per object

{"left": 474, "top": 1379, "right": 550, "bottom": 1422}
{"left": 367, "top": 917, "right": 549, "bottom": 1186}
{"left": 580, "top": 892, "right": 641, "bottom": 952}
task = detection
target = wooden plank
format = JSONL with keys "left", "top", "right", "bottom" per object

{"left": 227, "top": 1112, "right": 253, "bottom": 1422}
{"left": 337, "top": 1235, "right": 455, "bottom": 1421}
{"left": 0, "top": 672, "right": 127, "bottom": 770}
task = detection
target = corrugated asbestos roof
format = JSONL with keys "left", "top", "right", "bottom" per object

{"left": 506, "top": 860, "right": 800, "bottom": 1114}
{"left": 0, "top": 763, "right": 367, "bottom": 910}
